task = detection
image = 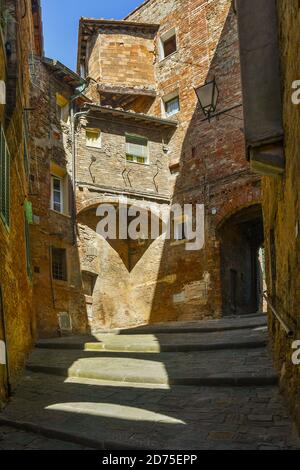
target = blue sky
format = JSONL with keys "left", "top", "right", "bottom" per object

{"left": 41, "top": 0, "right": 144, "bottom": 71}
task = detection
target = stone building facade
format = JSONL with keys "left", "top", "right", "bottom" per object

{"left": 64, "top": 0, "right": 263, "bottom": 333}
{"left": 0, "top": 0, "right": 43, "bottom": 407}
{"left": 27, "top": 57, "right": 89, "bottom": 337}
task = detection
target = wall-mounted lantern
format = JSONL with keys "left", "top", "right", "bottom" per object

{"left": 195, "top": 77, "right": 243, "bottom": 123}
{"left": 195, "top": 78, "right": 219, "bottom": 122}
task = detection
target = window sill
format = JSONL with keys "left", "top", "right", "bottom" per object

{"left": 52, "top": 279, "right": 69, "bottom": 287}
{"left": 86, "top": 145, "right": 102, "bottom": 151}
{"left": 158, "top": 50, "right": 179, "bottom": 65}
{"left": 165, "top": 111, "right": 180, "bottom": 119}
{"left": 126, "top": 160, "right": 150, "bottom": 167}
{"left": 50, "top": 209, "right": 71, "bottom": 219}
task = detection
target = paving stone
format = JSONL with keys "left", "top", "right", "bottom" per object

{"left": 0, "top": 315, "right": 299, "bottom": 450}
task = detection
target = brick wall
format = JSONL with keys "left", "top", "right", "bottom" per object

{"left": 73, "top": 0, "right": 262, "bottom": 328}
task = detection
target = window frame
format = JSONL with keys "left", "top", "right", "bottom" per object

{"left": 159, "top": 28, "right": 177, "bottom": 61}
{"left": 125, "top": 134, "right": 149, "bottom": 165}
{"left": 51, "top": 247, "right": 68, "bottom": 282}
{"left": 85, "top": 127, "right": 102, "bottom": 149}
{"left": 162, "top": 90, "right": 180, "bottom": 118}
{"left": 56, "top": 93, "right": 69, "bottom": 123}
{"left": 51, "top": 174, "right": 64, "bottom": 214}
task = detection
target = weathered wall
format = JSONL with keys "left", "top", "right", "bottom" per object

{"left": 72, "top": 0, "right": 263, "bottom": 329}
{"left": 76, "top": 116, "right": 172, "bottom": 196}
{"left": 125, "top": 0, "right": 262, "bottom": 323}
{"left": 263, "top": 0, "right": 300, "bottom": 431}
{"left": 0, "top": 0, "right": 39, "bottom": 407}
{"left": 28, "top": 57, "right": 88, "bottom": 338}
{"left": 87, "top": 29, "right": 156, "bottom": 90}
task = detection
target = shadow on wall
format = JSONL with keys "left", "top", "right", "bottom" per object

{"left": 147, "top": 4, "right": 261, "bottom": 324}
{"left": 77, "top": 3, "right": 263, "bottom": 332}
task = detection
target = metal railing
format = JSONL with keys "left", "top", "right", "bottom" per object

{"left": 263, "top": 291, "right": 294, "bottom": 338}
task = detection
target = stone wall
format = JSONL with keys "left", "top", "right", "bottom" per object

{"left": 28, "top": 57, "right": 88, "bottom": 338}
{"left": 0, "top": 0, "right": 39, "bottom": 407}
{"left": 74, "top": 0, "right": 262, "bottom": 328}
{"left": 262, "top": 0, "right": 300, "bottom": 431}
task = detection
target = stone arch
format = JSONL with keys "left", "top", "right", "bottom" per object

{"left": 217, "top": 203, "right": 264, "bottom": 316}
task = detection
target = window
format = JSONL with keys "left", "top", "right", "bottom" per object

{"left": 0, "top": 125, "right": 10, "bottom": 227}
{"left": 52, "top": 247, "right": 67, "bottom": 281}
{"left": 160, "top": 28, "right": 177, "bottom": 60}
{"left": 82, "top": 271, "right": 97, "bottom": 297}
{"left": 51, "top": 176, "right": 63, "bottom": 213}
{"left": 56, "top": 94, "right": 69, "bottom": 123}
{"left": 50, "top": 163, "right": 70, "bottom": 215}
{"left": 126, "top": 135, "right": 148, "bottom": 164}
{"left": 86, "top": 128, "right": 101, "bottom": 149}
{"left": 165, "top": 96, "right": 180, "bottom": 117}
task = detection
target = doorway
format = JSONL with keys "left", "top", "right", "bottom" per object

{"left": 218, "top": 204, "right": 264, "bottom": 316}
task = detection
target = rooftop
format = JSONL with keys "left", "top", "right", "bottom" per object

{"left": 83, "top": 103, "right": 178, "bottom": 129}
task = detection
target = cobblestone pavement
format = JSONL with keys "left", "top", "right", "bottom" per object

{"left": 1, "top": 315, "right": 299, "bottom": 450}
{"left": 0, "top": 425, "right": 90, "bottom": 450}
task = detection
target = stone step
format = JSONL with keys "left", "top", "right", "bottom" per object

{"left": 91, "top": 315, "right": 268, "bottom": 336}
{"left": 36, "top": 328, "right": 268, "bottom": 353}
{"left": 1, "top": 372, "right": 299, "bottom": 450}
{"left": 26, "top": 347, "right": 277, "bottom": 386}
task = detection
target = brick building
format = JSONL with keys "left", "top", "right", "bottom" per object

{"left": 28, "top": 0, "right": 264, "bottom": 338}
{"left": 28, "top": 0, "right": 265, "bottom": 337}
{"left": 72, "top": 0, "right": 263, "bottom": 332}
{"left": 0, "top": 0, "right": 43, "bottom": 407}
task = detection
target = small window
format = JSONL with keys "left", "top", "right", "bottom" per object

{"left": 0, "top": 125, "right": 10, "bottom": 227}
{"left": 56, "top": 94, "right": 69, "bottom": 123}
{"left": 82, "top": 271, "right": 97, "bottom": 296}
{"left": 50, "top": 163, "right": 69, "bottom": 215}
{"left": 52, "top": 247, "right": 67, "bottom": 281}
{"left": 126, "top": 135, "right": 148, "bottom": 164}
{"left": 51, "top": 176, "right": 63, "bottom": 213}
{"left": 164, "top": 95, "right": 180, "bottom": 117}
{"left": 86, "top": 128, "right": 101, "bottom": 149}
{"left": 160, "top": 28, "right": 177, "bottom": 60}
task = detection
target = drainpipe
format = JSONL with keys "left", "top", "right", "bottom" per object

{"left": 71, "top": 105, "right": 90, "bottom": 245}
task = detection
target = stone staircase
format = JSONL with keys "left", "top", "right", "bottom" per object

{"left": 1, "top": 314, "right": 299, "bottom": 450}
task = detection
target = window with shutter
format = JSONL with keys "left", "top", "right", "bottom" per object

{"left": 0, "top": 125, "right": 10, "bottom": 227}
{"left": 126, "top": 135, "right": 148, "bottom": 164}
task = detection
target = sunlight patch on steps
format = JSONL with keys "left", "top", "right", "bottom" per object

{"left": 45, "top": 402, "right": 186, "bottom": 424}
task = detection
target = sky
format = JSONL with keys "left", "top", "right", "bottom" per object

{"left": 41, "top": 0, "right": 144, "bottom": 71}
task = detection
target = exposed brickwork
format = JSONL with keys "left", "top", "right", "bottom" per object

{"left": 28, "top": 0, "right": 263, "bottom": 336}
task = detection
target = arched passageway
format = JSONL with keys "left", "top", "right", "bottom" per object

{"left": 218, "top": 204, "right": 264, "bottom": 316}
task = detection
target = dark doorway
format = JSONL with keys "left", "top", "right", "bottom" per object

{"left": 218, "top": 204, "right": 264, "bottom": 316}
